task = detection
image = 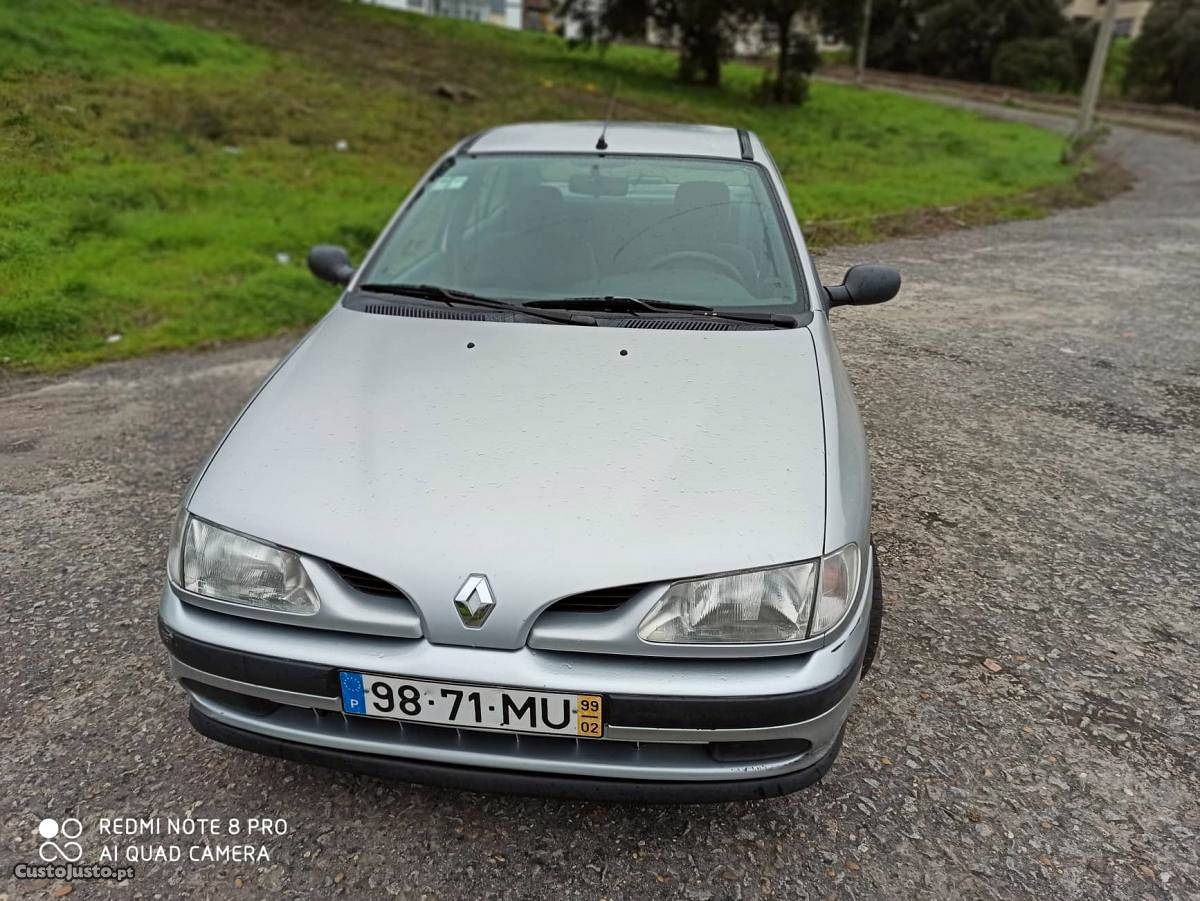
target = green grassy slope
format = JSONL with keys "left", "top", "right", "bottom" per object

{"left": 0, "top": 0, "right": 1077, "bottom": 371}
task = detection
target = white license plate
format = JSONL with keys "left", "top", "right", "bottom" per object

{"left": 339, "top": 671, "right": 604, "bottom": 739}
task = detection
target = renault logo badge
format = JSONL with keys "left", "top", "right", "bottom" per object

{"left": 454, "top": 574, "right": 496, "bottom": 628}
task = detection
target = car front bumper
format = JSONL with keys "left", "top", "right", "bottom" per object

{"left": 158, "top": 559, "right": 871, "bottom": 802}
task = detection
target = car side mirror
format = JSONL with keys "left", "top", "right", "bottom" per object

{"left": 307, "top": 245, "right": 356, "bottom": 286}
{"left": 824, "top": 264, "right": 901, "bottom": 308}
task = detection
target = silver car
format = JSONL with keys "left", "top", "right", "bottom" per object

{"left": 160, "top": 122, "right": 899, "bottom": 801}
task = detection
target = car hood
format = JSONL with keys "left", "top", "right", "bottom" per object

{"left": 190, "top": 307, "right": 827, "bottom": 649}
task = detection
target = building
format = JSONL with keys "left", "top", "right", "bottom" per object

{"left": 521, "top": 0, "right": 557, "bottom": 32}
{"left": 642, "top": 14, "right": 842, "bottom": 57}
{"left": 359, "top": 0, "right": 523, "bottom": 30}
{"left": 361, "top": 0, "right": 840, "bottom": 50}
{"left": 1063, "top": 0, "right": 1154, "bottom": 38}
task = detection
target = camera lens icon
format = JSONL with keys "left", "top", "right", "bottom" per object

{"left": 37, "top": 817, "right": 83, "bottom": 862}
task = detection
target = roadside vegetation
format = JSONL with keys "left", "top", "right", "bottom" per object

{"left": 816, "top": 0, "right": 1198, "bottom": 108}
{"left": 1124, "top": 0, "right": 1200, "bottom": 109}
{"left": 0, "top": 0, "right": 1086, "bottom": 371}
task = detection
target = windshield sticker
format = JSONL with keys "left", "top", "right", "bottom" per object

{"left": 429, "top": 176, "right": 468, "bottom": 191}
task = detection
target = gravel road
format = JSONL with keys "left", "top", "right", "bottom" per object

{"left": 2, "top": 106, "right": 1197, "bottom": 900}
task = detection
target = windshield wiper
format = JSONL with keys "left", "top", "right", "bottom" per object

{"left": 525, "top": 295, "right": 701, "bottom": 313}
{"left": 525, "top": 295, "right": 798, "bottom": 328}
{"left": 355, "top": 283, "right": 591, "bottom": 326}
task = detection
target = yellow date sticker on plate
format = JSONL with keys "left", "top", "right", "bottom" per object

{"left": 576, "top": 694, "right": 603, "bottom": 738}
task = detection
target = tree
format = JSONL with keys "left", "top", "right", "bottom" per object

{"left": 559, "top": 0, "right": 748, "bottom": 87}
{"left": 672, "top": 0, "right": 736, "bottom": 86}
{"left": 811, "top": 0, "right": 923, "bottom": 73}
{"left": 1124, "top": 0, "right": 1200, "bottom": 109}
{"left": 913, "top": 0, "right": 1069, "bottom": 83}
{"left": 814, "top": 0, "right": 1076, "bottom": 84}
{"left": 991, "top": 12, "right": 1098, "bottom": 94}
{"left": 559, "top": 0, "right": 650, "bottom": 47}
{"left": 755, "top": 0, "right": 821, "bottom": 101}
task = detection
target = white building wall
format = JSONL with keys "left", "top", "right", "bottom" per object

{"left": 1063, "top": 0, "right": 1154, "bottom": 38}
{"left": 356, "top": 0, "right": 522, "bottom": 29}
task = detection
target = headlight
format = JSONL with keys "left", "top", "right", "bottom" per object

{"left": 638, "top": 561, "right": 818, "bottom": 644}
{"left": 638, "top": 543, "right": 861, "bottom": 645}
{"left": 176, "top": 516, "right": 320, "bottom": 615}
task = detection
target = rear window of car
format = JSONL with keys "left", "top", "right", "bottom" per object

{"left": 359, "top": 154, "right": 806, "bottom": 311}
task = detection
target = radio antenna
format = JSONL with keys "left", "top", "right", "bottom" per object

{"left": 596, "top": 78, "right": 620, "bottom": 151}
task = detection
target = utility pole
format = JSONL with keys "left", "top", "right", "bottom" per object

{"left": 855, "top": 0, "right": 873, "bottom": 87}
{"left": 1073, "top": 0, "right": 1121, "bottom": 139}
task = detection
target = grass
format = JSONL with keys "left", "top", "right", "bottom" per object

{"left": 0, "top": 0, "right": 1083, "bottom": 372}
{"left": 819, "top": 48, "right": 855, "bottom": 67}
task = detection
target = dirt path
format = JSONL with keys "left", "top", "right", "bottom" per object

{"left": 2, "top": 106, "right": 1197, "bottom": 899}
{"left": 818, "top": 66, "right": 1200, "bottom": 142}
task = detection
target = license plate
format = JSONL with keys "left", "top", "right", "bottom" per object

{"left": 339, "top": 671, "right": 604, "bottom": 739}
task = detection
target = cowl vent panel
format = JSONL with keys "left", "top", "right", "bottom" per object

{"left": 361, "top": 303, "right": 488, "bottom": 321}
{"left": 621, "top": 318, "right": 736, "bottom": 331}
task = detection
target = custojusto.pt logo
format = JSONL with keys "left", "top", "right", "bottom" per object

{"left": 11, "top": 815, "right": 135, "bottom": 884}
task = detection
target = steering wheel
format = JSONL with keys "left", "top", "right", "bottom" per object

{"left": 648, "top": 250, "right": 743, "bottom": 284}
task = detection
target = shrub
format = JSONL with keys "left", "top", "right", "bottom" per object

{"left": 991, "top": 36, "right": 1079, "bottom": 93}
{"left": 819, "top": 0, "right": 1080, "bottom": 87}
{"left": 1124, "top": 0, "right": 1200, "bottom": 108}
{"left": 914, "top": 0, "right": 1071, "bottom": 83}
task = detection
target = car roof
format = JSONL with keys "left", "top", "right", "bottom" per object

{"left": 468, "top": 121, "right": 748, "bottom": 160}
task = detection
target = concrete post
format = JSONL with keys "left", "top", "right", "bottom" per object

{"left": 1074, "top": 0, "right": 1121, "bottom": 138}
{"left": 855, "top": 0, "right": 873, "bottom": 87}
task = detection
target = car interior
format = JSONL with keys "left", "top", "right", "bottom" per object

{"left": 365, "top": 158, "right": 800, "bottom": 307}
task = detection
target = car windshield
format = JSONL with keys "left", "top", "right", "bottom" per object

{"left": 358, "top": 154, "right": 805, "bottom": 310}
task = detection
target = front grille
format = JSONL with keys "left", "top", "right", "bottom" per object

{"left": 327, "top": 562, "right": 644, "bottom": 613}
{"left": 546, "top": 583, "right": 650, "bottom": 614}
{"left": 327, "top": 562, "right": 408, "bottom": 599}
{"left": 188, "top": 684, "right": 820, "bottom": 779}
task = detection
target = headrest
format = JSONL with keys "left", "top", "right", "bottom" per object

{"left": 510, "top": 184, "right": 563, "bottom": 221}
{"left": 675, "top": 181, "right": 731, "bottom": 210}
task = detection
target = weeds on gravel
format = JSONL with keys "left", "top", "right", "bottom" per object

{"left": 0, "top": 0, "right": 1083, "bottom": 371}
